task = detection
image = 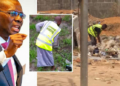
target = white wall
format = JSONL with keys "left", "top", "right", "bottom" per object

{"left": 16, "top": 0, "right": 37, "bottom": 86}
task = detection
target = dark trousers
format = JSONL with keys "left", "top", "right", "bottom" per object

{"left": 88, "top": 34, "right": 97, "bottom": 46}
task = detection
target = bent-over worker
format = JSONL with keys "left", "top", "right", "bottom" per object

{"left": 35, "top": 16, "right": 62, "bottom": 70}
{"left": 88, "top": 24, "right": 107, "bottom": 46}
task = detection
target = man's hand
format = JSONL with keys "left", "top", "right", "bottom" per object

{"left": 4, "top": 33, "right": 27, "bottom": 58}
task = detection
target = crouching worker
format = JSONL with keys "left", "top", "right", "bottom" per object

{"left": 88, "top": 24, "right": 107, "bottom": 46}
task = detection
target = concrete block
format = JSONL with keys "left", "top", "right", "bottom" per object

{"left": 92, "top": 0, "right": 98, "bottom": 2}
{"left": 76, "top": 31, "right": 80, "bottom": 50}
{"left": 118, "top": 0, "right": 120, "bottom": 15}
{"left": 52, "top": 4, "right": 61, "bottom": 10}
{"left": 37, "top": 4, "right": 43, "bottom": 11}
{"left": 46, "top": 0, "right": 53, "bottom": 6}
{"left": 93, "top": 3, "right": 102, "bottom": 10}
{"left": 73, "top": 16, "right": 79, "bottom": 31}
{"left": 62, "top": 0, "right": 71, "bottom": 9}
{"left": 38, "top": 4, "right": 50, "bottom": 11}
{"left": 62, "top": 0, "right": 71, "bottom": 4}
{"left": 37, "top": 0, "right": 40, "bottom": 5}
{"left": 104, "top": 0, "right": 112, "bottom": 2}
{"left": 56, "top": 0, "right": 62, "bottom": 3}
{"left": 88, "top": 3, "right": 93, "bottom": 8}
{"left": 62, "top": 3, "right": 71, "bottom": 10}
{"left": 89, "top": 0, "right": 93, "bottom": 3}
{"left": 71, "top": 0, "right": 78, "bottom": 9}
{"left": 111, "top": 0, "right": 117, "bottom": 2}
{"left": 101, "top": 3, "right": 113, "bottom": 10}
{"left": 38, "top": 0, "right": 46, "bottom": 5}
{"left": 97, "top": 0, "right": 105, "bottom": 2}
{"left": 89, "top": 9, "right": 100, "bottom": 18}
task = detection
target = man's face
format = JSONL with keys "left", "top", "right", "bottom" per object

{"left": 57, "top": 21, "right": 62, "bottom": 26}
{"left": 0, "top": 1, "right": 23, "bottom": 36}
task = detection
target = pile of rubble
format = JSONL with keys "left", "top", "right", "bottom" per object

{"left": 88, "top": 36, "right": 120, "bottom": 59}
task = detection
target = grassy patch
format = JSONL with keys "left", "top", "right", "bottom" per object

{"left": 53, "top": 53, "right": 69, "bottom": 70}
{"left": 37, "top": 67, "right": 43, "bottom": 71}
{"left": 30, "top": 48, "right": 37, "bottom": 62}
{"left": 30, "top": 24, "right": 39, "bottom": 63}
{"left": 62, "top": 15, "right": 71, "bottom": 22}
{"left": 34, "top": 15, "right": 52, "bottom": 21}
{"left": 59, "top": 27, "right": 70, "bottom": 36}
{"left": 30, "top": 24, "right": 36, "bottom": 30}
{"left": 62, "top": 38, "right": 72, "bottom": 46}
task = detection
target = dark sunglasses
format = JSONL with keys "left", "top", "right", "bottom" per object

{"left": 0, "top": 11, "right": 26, "bottom": 19}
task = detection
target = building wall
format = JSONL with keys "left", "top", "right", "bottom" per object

{"left": 37, "top": 0, "right": 120, "bottom": 18}
{"left": 72, "top": 0, "right": 120, "bottom": 18}
{"left": 88, "top": 0, "right": 119, "bottom": 18}
{"left": 37, "top": 0, "right": 72, "bottom": 11}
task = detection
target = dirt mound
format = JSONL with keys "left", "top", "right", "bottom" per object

{"left": 100, "top": 17, "right": 120, "bottom": 36}
{"left": 38, "top": 10, "right": 73, "bottom": 14}
{"left": 100, "top": 17, "right": 120, "bottom": 24}
{"left": 88, "top": 16, "right": 120, "bottom": 36}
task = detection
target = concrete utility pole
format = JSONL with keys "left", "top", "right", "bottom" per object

{"left": 79, "top": 0, "right": 88, "bottom": 86}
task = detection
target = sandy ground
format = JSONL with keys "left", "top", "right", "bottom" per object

{"left": 37, "top": 10, "right": 120, "bottom": 86}
{"left": 37, "top": 10, "right": 73, "bottom": 14}
{"left": 37, "top": 59, "right": 120, "bottom": 86}
{"left": 100, "top": 17, "right": 120, "bottom": 36}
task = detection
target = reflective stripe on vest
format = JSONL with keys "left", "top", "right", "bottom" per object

{"left": 88, "top": 24, "right": 102, "bottom": 37}
{"left": 37, "top": 38, "right": 52, "bottom": 46}
{"left": 36, "top": 21, "right": 61, "bottom": 51}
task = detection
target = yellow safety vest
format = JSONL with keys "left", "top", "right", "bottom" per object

{"left": 88, "top": 24, "right": 102, "bottom": 37}
{"left": 36, "top": 21, "right": 61, "bottom": 51}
